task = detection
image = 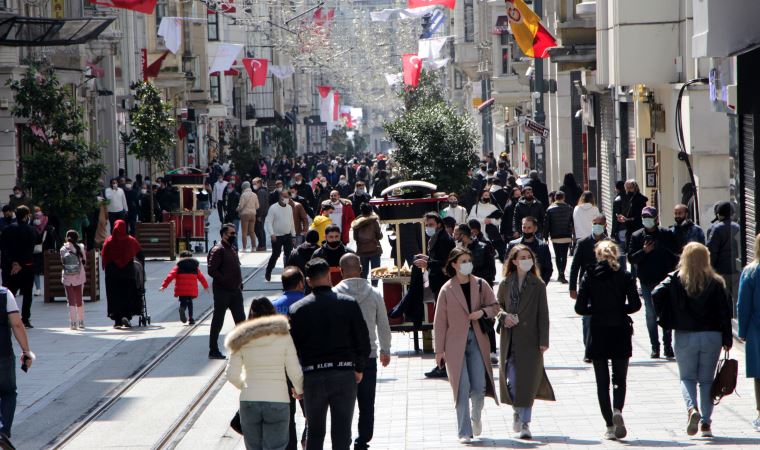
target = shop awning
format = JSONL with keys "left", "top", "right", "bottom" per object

{"left": 0, "top": 15, "right": 116, "bottom": 47}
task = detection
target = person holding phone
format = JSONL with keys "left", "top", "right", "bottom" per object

{"left": 496, "top": 244, "right": 555, "bottom": 440}
{"left": 433, "top": 247, "right": 500, "bottom": 443}
{"left": 0, "top": 285, "right": 34, "bottom": 441}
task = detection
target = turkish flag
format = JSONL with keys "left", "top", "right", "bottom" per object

{"left": 408, "top": 0, "right": 455, "bottom": 10}
{"left": 90, "top": 0, "right": 157, "bottom": 14}
{"left": 242, "top": 58, "right": 268, "bottom": 88}
{"left": 402, "top": 53, "right": 423, "bottom": 87}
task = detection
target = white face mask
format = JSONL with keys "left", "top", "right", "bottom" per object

{"left": 33, "top": 219, "right": 41, "bottom": 226}
{"left": 425, "top": 226, "right": 436, "bottom": 237}
{"left": 517, "top": 259, "right": 534, "bottom": 272}
{"left": 458, "top": 262, "right": 473, "bottom": 276}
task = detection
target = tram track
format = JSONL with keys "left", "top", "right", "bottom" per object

{"left": 49, "top": 264, "right": 272, "bottom": 450}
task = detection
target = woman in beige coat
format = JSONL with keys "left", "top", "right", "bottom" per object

{"left": 237, "top": 181, "right": 260, "bottom": 252}
{"left": 225, "top": 297, "right": 303, "bottom": 450}
{"left": 433, "top": 247, "right": 500, "bottom": 443}
{"left": 497, "top": 244, "right": 555, "bottom": 440}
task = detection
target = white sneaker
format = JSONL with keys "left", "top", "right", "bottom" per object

{"left": 604, "top": 426, "right": 617, "bottom": 440}
{"left": 519, "top": 423, "right": 532, "bottom": 440}
{"left": 471, "top": 418, "right": 482, "bottom": 437}
{"left": 512, "top": 413, "right": 521, "bottom": 432}
{"left": 34, "top": 289, "right": 41, "bottom": 296}
{"left": 612, "top": 409, "right": 627, "bottom": 439}
{"left": 458, "top": 436, "right": 472, "bottom": 444}
{"left": 753, "top": 417, "right": 760, "bottom": 432}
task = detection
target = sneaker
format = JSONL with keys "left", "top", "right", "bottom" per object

{"left": 34, "top": 289, "right": 41, "bottom": 296}
{"left": 209, "top": 350, "right": 226, "bottom": 360}
{"left": 650, "top": 348, "right": 660, "bottom": 359}
{"left": 22, "top": 320, "right": 33, "bottom": 329}
{"left": 687, "top": 408, "right": 701, "bottom": 436}
{"left": 424, "top": 365, "right": 447, "bottom": 378}
{"left": 604, "top": 426, "right": 617, "bottom": 440}
{"left": 664, "top": 346, "right": 675, "bottom": 359}
{"left": 518, "top": 423, "right": 532, "bottom": 440}
{"left": 179, "top": 306, "right": 187, "bottom": 324}
{"left": 70, "top": 322, "right": 77, "bottom": 330}
{"left": 78, "top": 321, "right": 85, "bottom": 330}
{"left": 612, "top": 409, "right": 627, "bottom": 439}
{"left": 121, "top": 317, "right": 132, "bottom": 328}
{"left": 583, "top": 358, "right": 592, "bottom": 364}
{"left": 512, "top": 413, "right": 521, "bottom": 433}
{"left": 458, "top": 437, "right": 472, "bottom": 444}
{"left": 472, "top": 418, "right": 482, "bottom": 437}
{"left": 700, "top": 423, "right": 713, "bottom": 438}
{"left": 188, "top": 318, "right": 195, "bottom": 325}
{"left": 753, "top": 417, "right": 760, "bottom": 432}
{"left": 490, "top": 352, "right": 499, "bottom": 364}
{"left": 558, "top": 276, "right": 568, "bottom": 284}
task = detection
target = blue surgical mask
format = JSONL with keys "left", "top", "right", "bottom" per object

{"left": 591, "top": 224, "right": 605, "bottom": 236}
{"left": 642, "top": 218, "right": 656, "bottom": 229}
{"left": 425, "top": 226, "right": 436, "bottom": 237}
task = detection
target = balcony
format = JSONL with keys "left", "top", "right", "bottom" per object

{"left": 454, "top": 41, "right": 479, "bottom": 79}
{"left": 555, "top": 0, "right": 595, "bottom": 47}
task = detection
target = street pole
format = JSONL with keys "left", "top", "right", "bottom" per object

{"left": 532, "top": 0, "right": 546, "bottom": 177}
{"left": 481, "top": 76, "right": 492, "bottom": 156}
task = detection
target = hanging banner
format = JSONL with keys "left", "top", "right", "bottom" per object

{"left": 408, "top": 0, "right": 454, "bottom": 10}
{"left": 242, "top": 58, "right": 268, "bottom": 87}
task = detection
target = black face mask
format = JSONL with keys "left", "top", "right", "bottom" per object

{"left": 522, "top": 232, "right": 535, "bottom": 239}
{"left": 481, "top": 198, "right": 490, "bottom": 203}
{"left": 327, "top": 240, "right": 341, "bottom": 249}
{"left": 627, "top": 191, "right": 635, "bottom": 197}
{"left": 674, "top": 217, "right": 686, "bottom": 225}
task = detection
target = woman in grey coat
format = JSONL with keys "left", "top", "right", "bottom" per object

{"left": 496, "top": 244, "right": 555, "bottom": 440}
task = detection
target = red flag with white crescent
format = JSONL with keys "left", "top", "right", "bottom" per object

{"left": 242, "top": 58, "right": 268, "bottom": 88}
{"left": 408, "top": 0, "right": 455, "bottom": 9}
{"left": 402, "top": 53, "right": 423, "bottom": 87}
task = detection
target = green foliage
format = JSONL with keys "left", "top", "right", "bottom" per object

{"left": 121, "top": 81, "right": 176, "bottom": 171}
{"left": 353, "top": 133, "right": 369, "bottom": 155}
{"left": 8, "top": 64, "right": 104, "bottom": 224}
{"left": 271, "top": 125, "right": 295, "bottom": 158}
{"left": 329, "top": 127, "right": 352, "bottom": 157}
{"left": 384, "top": 71, "right": 478, "bottom": 193}
{"left": 228, "top": 135, "right": 261, "bottom": 175}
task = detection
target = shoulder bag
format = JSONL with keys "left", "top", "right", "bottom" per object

{"left": 476, "top": 279, "right": 496, "bottom": 334}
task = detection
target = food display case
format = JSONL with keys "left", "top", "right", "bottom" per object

{"left": 369, "top": 181, "right": 448, "bottom": 351}
{"left": 164, "top": 168, "right": 209, "bottom": 253}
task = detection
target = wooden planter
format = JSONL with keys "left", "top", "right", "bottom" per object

{"left": 136, "top": 221, "right": 177, "bottom": 260}
{"left": 43, "top": 249, "right": 100, "bottom": 303}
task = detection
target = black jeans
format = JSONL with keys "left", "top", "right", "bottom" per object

{"left": 303, "top": 369, "right": 357, "bottom": 450}
{"left": 592, "top": 358, "right": 629, "bottom": 427}
{"left": 4, "top": 266, "right": 34, "bottom": 323}
{"left": 108, "top": 211, "right": 126, "bottom": 231}
{"left": 216, "top": 201, "right": 225, "bottom": 223}
{"left": 0, "top": 355, "right": 17, "bottom": 437}
{"left": 179, "top": 296, "right": 194, "bottom": 319}
{"left": 255, "top": 218, "right": 267, "bottom": 250}
{"left": 552, "top": 242, "right": 570, "bottom": 278}
{"left": 287, "top": 378, "right": 307, "bottom": 450}
{"left": 266, "top": 234, "right": 293, "bottom": 278}
{"left": 355, "top": 358, "right": 377, "bottom": 448}
{"left": 209, "top": 287, "right": 245, "bottom": 353}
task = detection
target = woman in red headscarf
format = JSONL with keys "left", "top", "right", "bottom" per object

{"left": 102, "top": 219, "right": 144, "bottom": 328}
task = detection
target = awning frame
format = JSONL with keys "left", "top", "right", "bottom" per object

{"left": 0, "top": 15, "right": 116, "bottom": 47}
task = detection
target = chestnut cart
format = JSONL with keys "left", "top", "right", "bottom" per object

{"left": 164, "top": 168, "right": 209, "bottom": 253}
{"left": 369, "top": 181, "right": 447, "bottom": 352}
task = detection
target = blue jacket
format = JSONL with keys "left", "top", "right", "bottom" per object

{"left": 738, "top": 265, "right": 760, "bottom": 378}
{"left": 272, "top": 291, "right": 305, "bottom": 315}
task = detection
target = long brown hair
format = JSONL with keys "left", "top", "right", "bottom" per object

{"left": 678, "top": 242, "right": 724, "bottom": 297}
{"left": 444, "top": 247, "right": 472, "bottom": 278}
{"left": 503, "top": 244, "right": 540, "bottom": 278}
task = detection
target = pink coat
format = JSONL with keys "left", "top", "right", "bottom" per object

{"left": 433, "top": 275, "right": 500, "bottom": 404}
{"left": 60, "top": 243, "right": 87, "bottom": 286}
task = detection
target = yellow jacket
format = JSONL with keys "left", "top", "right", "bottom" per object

{"left": 310, "top": 215, "right": 333, "bottom": 244}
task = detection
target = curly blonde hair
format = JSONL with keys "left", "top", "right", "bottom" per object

{"left": 594, "top": 240, "right": 620, "bottom": 271}
{"left": 678, "top": 242, "right": 724, "bottom": 297}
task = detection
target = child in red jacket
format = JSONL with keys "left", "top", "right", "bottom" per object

{"left": 160, "top": 250, "right": 209, "bottom": 324}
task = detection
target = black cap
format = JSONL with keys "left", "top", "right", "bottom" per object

{"left": 712, "top": 201, "right": 732, "bottom": 223}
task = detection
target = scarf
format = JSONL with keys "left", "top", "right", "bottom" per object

{"left": 508, "top": 272, "right": 527, "bottom": 314}
{"left": 102, "top": 219, "right": 142, "bottom": 268}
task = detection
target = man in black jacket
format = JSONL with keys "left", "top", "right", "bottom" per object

{"left": 0, "top": 206, "right": 37, "bottom": 328}
{"left": 512, "top": 186, "right": 545, "bottom": 238}
{"left": 289, "top": 258, "right": 371, "bottom": 450}
{"left": 569, "top": 214, "right": 610, "bottom": 362}
{"left": 524, "top": 170, "right": 549, "bottom": 209}
{"left": 628, "top": 206, "right": 679, "bottom": 359}
{"left": 507, "top": 216, "right": 552, "bottom": 283}
{"left": 544, "top": 191, "right": 574, "bottom": 283}
{"left": 706, "top": 201, "right": 740, "bottom": 306}
{"left": 312, "top": 225, "right": 355, "bottom": 268}
{"left": 207, "top": 224, "right": 245, "bottom": 359}
{"left": 616, "top": 179, "right": 648, "bottom": 252}
{"left": 455, "top": 224, "right": 496, "bottom": 286}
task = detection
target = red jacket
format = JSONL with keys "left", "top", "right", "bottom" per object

{"left": 161, "top": 258, "right": 209, "bottom": 298}
{"left": 321, "top": 199, "right": 356, "bottom": 244}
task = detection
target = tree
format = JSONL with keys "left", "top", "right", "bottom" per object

{"left": 121, "top": 81, "right": 176, "bottom": 222}
{"left": 271, "top": 125, "right": 295, "bottom": 158}
{"left": 9, "top": 64, "right": 104, "bottom": 228}
{"left": 384, "top": 71, "right": 478, "bottom": 193}
{"left": 228, "top": 135, "right": 261, "bottom": 176}
{"left": 329, "top": 127, "right": 350, "bottom": 156}
{"left": 353, "top": 133, "right": 369, "bottom": 154}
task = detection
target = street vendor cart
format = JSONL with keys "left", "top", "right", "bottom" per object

{"left": 369, "top": 180, "right": 448, "bottom": 352}
{"left": 163, "top": 168, "right": 209, "bottom": 253}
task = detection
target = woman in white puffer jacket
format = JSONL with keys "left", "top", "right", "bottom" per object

{"left": 225, "top": 297, "right": 303, "bottom": 450}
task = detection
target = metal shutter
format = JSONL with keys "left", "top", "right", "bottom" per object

{"left": 598, "top": 93, "right": 616, "bottom": 221}
{"left": 742, "top": 114, "right": 756, "bottom": 264}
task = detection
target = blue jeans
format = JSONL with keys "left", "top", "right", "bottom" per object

{"left": 506, "top": 354, "right": 532, "bottom": 424}
{"left": 360, "top": 255, "right": 381, "bottom": 287}
{"left": 456, "top": 329, "right": 486, "bottom": 438}
{"left": 239, "top": 400, "right": 291, "bottom": 450}
{"left": 0, "top": 355, "right": 16, "bottom": 437}
{"left": 640, "top": 283, "right": 672, "bottom": 350}
{"left": 673, "top": 331, "right": 722, "bottom": 424}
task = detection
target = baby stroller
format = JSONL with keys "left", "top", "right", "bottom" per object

{"left": 133, "top": 259, "right": 151, "bottom": 326}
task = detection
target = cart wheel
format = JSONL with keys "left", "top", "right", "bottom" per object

{"left": 147, "top": 316, "right": 151, "bottom": 325}
{"left": 138, "top": 317, "right": 144, "bottom": 327}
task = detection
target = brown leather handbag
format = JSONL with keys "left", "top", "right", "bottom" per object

{"left": 710, "top": 350, "right": 738, "bottom": 405}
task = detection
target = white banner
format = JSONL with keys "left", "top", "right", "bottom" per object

{"left": 418, "top": 36, "right": 448, "bottom": 59}
{"left": 269, "top": 64, "right": 295, "bottom": 79}
{"left": 423, "top": 57, "right": 450, "bottom": 70}
{"left": 370, "top": 5, "right": 439, "bottom": 22}
{"left": 208, "top": 43, "right": 243, "bottom": 74}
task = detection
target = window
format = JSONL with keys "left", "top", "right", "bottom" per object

{"left": 210, "top": 75, "right": 221, "bottom": 103}
{"left": 0, "top": 0, "right": 7, "bottom": 9}
{"left": 207, "top": 11, "right": 218, "bottom": 41}
{"left": 155, "top": 2, "right": 167, "bottom": 35}
{"left": 501, "top": 48, "right": 510, "bottom": 75}
{"left": 464, "top": 0, "right": 474, "bottom": 43}
{"left": 454, "top": 70, "right": 464, "bottom": 90}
